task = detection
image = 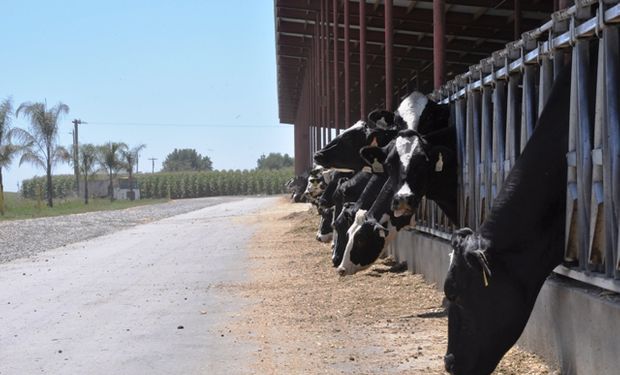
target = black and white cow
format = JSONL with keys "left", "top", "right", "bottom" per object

{"left": 331, "top": 171, "right": 389, "bottom": 267}
{"left": 443, "top": 64, "right": 572, "bottom": 375}
{"left": 313, "top": 110, "right": 401, "bottom": 171}
{"left": 336, "top": 99, "right": 455, "bottom": 275}
{"left": 285, "top": 174, "right": 309, "bottom": 203}
{"left": 315, "top": 171, "right": 354, "bottom": 242}
{"left": 378, "top": 126, "right": 458, "bottom": 223}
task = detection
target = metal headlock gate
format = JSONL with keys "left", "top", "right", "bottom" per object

{"left": 413, "top": 0, "right": 620, "bottom": 293}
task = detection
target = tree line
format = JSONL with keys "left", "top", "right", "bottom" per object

{"left": 2, "top": 95, "right": 295, "bottom": 213}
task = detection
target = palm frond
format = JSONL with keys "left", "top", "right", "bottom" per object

{"left": 19, "top": 151, "right": 45, "bottom": 169}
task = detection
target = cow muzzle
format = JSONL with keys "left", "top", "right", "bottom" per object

{"left": 391, "top": 195, "right": 414, "bottom": 217}
{"left": 444, "top": 353, "right": 456, "bottom": 374}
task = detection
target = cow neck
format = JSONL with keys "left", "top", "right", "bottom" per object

{"left": 320, "top": 171, "right": 352, "bottom": 207}
{"left": 354, "top": 173, "right": 389, "bottom": 212}
{"left": 480, "top": 65, "right": 571, "bottom": 267}
{"left": 366, "top": 175, "right": 397, "bottom": 221}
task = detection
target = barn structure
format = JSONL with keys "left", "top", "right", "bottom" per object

{"left": 275, "top": 1, "right": 620, "bottom": 374}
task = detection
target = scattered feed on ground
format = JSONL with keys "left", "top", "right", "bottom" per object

{"left": 224, "top": 198, "right": 559, "bottom": 374}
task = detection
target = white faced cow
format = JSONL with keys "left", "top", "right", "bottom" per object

{"left": 337, "top": 95, "right": 455, "bottom": 276}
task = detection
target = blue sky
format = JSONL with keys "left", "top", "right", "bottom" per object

{"left": 0, "top": 0, "right": 293, "bottom": 192}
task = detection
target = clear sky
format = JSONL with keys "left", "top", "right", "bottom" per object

{"left": 0, "top": 0, "right": 293, "bottom": 192}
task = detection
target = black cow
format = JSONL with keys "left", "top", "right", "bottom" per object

{"left": 443, "top": 64, "right": 572, "bottom": 375}
{"left": 313, "top": 110, "right": 401, "bottom": 171}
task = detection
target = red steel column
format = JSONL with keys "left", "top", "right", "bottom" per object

{"left": 325, "top": 0, "right": 331, "bottom": 143}
{"left": 514, "top": 0, "right": 521, "bottom": 40}
{"left": 433, "top": 0, "right": 445, "bottom": 90}
{"left": 320, "top": 4, "right": 326, "bottom": 148}
{"left": 359, "top": 0, "right": 367, "bottom": 120}
{"left": 344, "top": 0, "right": 351, "bottom": 128}
{"left": 333, "top": 0, "right": 340, "bottom": 135}
{"left": 385, "top": 0, "right": 394, "bottom": 111}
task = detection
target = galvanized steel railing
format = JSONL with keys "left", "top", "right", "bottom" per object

{"left": 413, "top": 0, "right": 620, "bottom": 293}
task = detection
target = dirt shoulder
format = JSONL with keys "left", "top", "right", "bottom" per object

{"left": 226, "top": 198, "right": 558, "bottom": 374}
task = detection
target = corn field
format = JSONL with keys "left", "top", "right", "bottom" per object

{"left": 137, "top": 169, "right": 294, "bottom": 199}
{"left": 21, "top": 169, "right": 294, "bottom": 200}
{"left": 21, "top": 175, "right": 75, "bottom": 199}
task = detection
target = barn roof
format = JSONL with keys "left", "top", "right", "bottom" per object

{"left": 274, "top": 0, "right": 554, "bottom": 125}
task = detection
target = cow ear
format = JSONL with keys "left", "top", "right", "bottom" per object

{"left": 368, "top": 110, "right": 395, "bottom": 129}
{"left": 450, "top": 227, "right": 474, "bottom": 251}
{"left": 464, "top": 248, "right": 492, "bottom": 283}
{"left": 373, "top": 222, "right": 389, "bottom": 238}
{"left": 360, "top": 145, "right": 388, "bottom": 166}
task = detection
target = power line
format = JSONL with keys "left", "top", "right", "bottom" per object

{"left": 86, "top": 122, "right": 287, "bottom": 128}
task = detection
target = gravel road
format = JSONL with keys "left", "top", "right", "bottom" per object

{"left": 0, "top": 196, "right": 278, "bottom": 375}
{"left": 0, "top": 196, "right": 245, "bottom": 264}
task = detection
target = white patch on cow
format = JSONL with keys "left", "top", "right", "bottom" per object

{"left": 337, "top": 210, "right": 367, "bottom": 275}
{"left": 449, "top": 250, "right": 455, "bottom": 267}
{"left": 316, "top": 232, "right": 333, "bottom": 243}
{"left": 396, "top": 182, "right": 412, "bottom": 198}
{"left": 341, "top": 120, "right": 365, "bottom": 135}
{"left": 396, "top": 92, "right": 429, "bottom": 130}
{"left": 354, "top": 209, "right": 367, "bottom": 225}
{"left": 322, "top": 169, "right": 336, "bottom": 184}
{"left": 395, "top": 136, "right": 420, "bottom": 170}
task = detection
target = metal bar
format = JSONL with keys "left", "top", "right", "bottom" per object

{"left": 480, "top": 85, "right": 493, "bottom": 223}
{"left": 359, "top": 0, "right": 367, "bottom": 120}
{"left": 504, "top": 73, "right": 521, "bottom": 178}
{"left": 492, "top": 80, "right": 507, "bottom": 199}
{"left": 514, "top": 0, "right": 522, "bottom": 40}
{"left": 454, "top": 99, "right": 467, "bottom": 227}
{"left": 601, "top": 26, "right": 620, "bottom": 277}
{"left": 538, "top": 54, "right": 554, "bottom": 115}
{"left": 333, "top": 0, "right": 340, "bottom": 135}
{"left": 433, "top": 0, "right": 446, "bottom": 89}
{"left": 520, "top": 64, "right": 538, "bottom": 152}
{"left": 440, "top": 4, "right": 620, "bottom": 103}
{"left": 344, "top": 0, "right": 351, "bottom": 127}
{"left": 324, "top": 0, "right": 331, "bottom": 143}
{"left": 385, "top": 0, "right": 394, "bottom": 111}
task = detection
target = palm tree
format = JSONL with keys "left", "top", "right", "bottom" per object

{"left": 0, "top": 98, "right": 29, "bottom": 215}
{"left": 15, "top": 101, "right": 70, "bottom": 207}
{"left": 79, "top": 143, "right": 98, "bottom": 204}
{"left": 121, "top": 144, "right": 146, "bottom": 201}
{"left": 99, "top": 142, "right": 128, "bottom": 201}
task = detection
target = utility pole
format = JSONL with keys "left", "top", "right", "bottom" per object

{"left": 71, "top": 119, "right": 86, "bottom": 195}
{"left": 148, "top": 158, "right": 157, "bottom": 173}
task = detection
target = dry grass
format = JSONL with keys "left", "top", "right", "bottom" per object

{"left": 225, "top": 198, "right": 559, "bottom": 374}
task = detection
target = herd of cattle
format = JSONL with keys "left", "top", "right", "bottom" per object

{"left": 285, "top": 62, "right": 573, "bottom": 375}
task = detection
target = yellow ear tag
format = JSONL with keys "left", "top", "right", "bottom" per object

{"left": 435, "top": 152, "right": 444, "bottom": 172}
{"left": 371, "top": 158, "right": 384, "bottom": 173}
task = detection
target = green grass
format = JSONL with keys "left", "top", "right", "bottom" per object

{"left": 0, "top": 192, "right": 169, "bottom": 221}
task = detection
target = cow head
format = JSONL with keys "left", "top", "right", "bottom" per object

{"left": 392, "top": 130, "right": 456, "bottom": 218}
{"left": 443, "top": 228, "right": 527, "bottom": 375}
{"left": 395, "top": 91, "right": 450, "bottom": 133}
{"left": 336, "top": 211, "right": 395, "bottom": 276}
{"left": 313, "top": 110, "right": 400, "bottom": 171}
{"left": 316, "top": 206, "right": 334, "bottom": 242}
{"left": 331, "top": 203, "right": 356, "bottom": 267}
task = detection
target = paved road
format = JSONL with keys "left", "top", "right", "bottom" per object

{"left": 0, "top": 197, "right": 278, "bottom": 375}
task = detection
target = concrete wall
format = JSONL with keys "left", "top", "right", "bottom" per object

{"left": 387, "top": 230, "right": 620, "bottom": 375}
